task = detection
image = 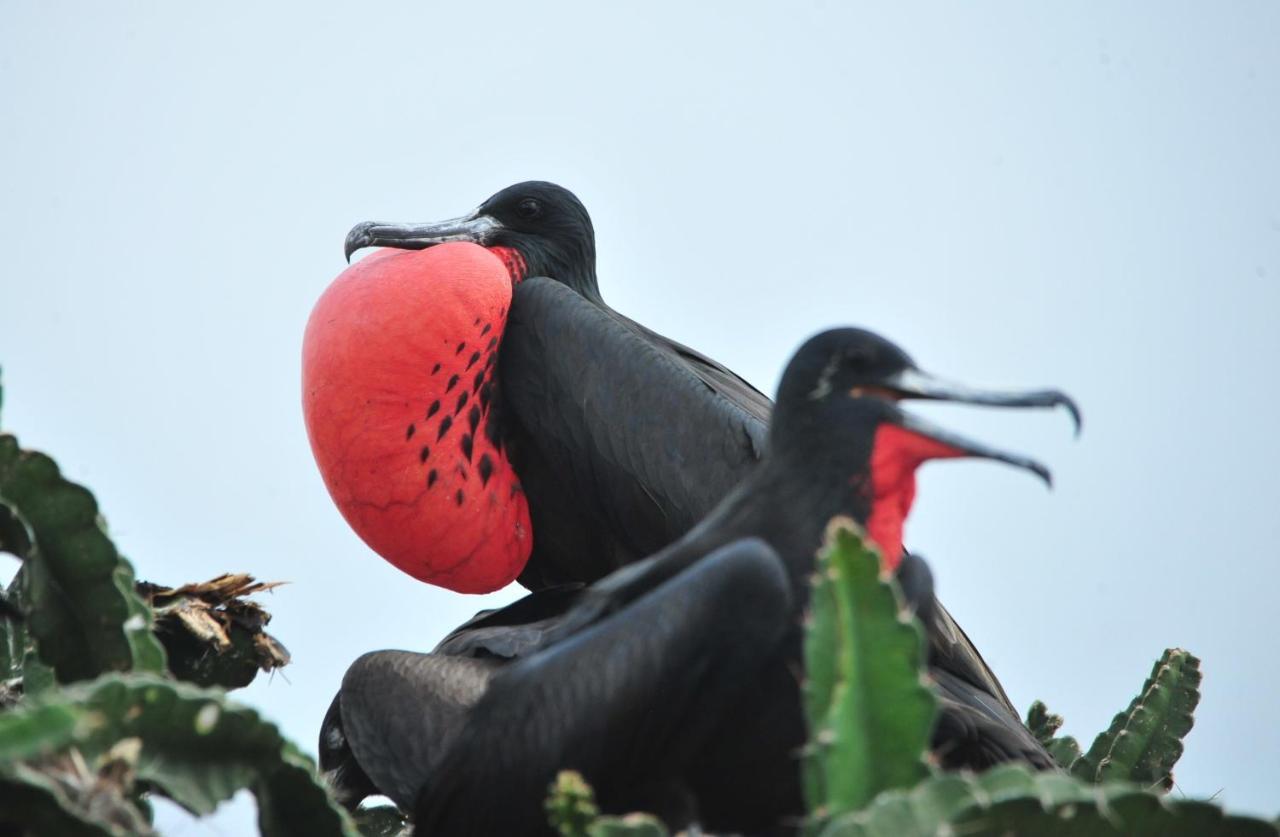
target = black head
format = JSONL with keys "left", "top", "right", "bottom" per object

{"left": 344, "top": 181, "right": 599, "bottom": 300}
{"left": 764, "top": 327, "right": 1079, "bottom": 565}
{"left": 770, "top": 327, "right": 1080, "bottom": 483}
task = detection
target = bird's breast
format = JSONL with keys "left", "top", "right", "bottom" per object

{"left": 303, "top": 242, "right": 531, "bottom": 593}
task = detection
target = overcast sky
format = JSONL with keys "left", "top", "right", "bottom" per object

{"left": 3, "top": 2, "right": 1277, "bottom": 832}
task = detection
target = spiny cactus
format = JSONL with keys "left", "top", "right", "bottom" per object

{"left": 802, "top": 519, "right": 934, "bottom": 830}
{"left": 800, "top": 524, "right": 1270, "bottom": 837}
{"left": 546, "top": 770, "right": 670, "bottom": 837}
{"left": 0, "top": 381, "right": 353, "bottom": 836}
{"left": 0, "top": 432, "right": 167, "bottom": 682}
{"left": 818, "top": 763, "right": 1276, "bottom": 837}
{"left": 1024, "top": 699, "right": 1083, "bottom": 770}
{"left": 0, "top": 674, "right": 356, "bottom": 836}
{"left": 1069, "top": 648, "right": 1201, "bottom": 789}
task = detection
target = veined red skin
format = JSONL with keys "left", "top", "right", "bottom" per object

{"left": 866, "top": 423, "right": 967, "bottom": 571}
{"left": 302, "top": 242, "right": 531, "bottom": 593}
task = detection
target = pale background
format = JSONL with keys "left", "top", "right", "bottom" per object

{"left": 2, "top": 2, "right": 1277, "bottom": 832}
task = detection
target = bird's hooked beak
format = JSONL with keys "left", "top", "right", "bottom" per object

{"left": 870, "top": 367, "right": 1082, "bottom": 435}
{"left": 855, "top": 366, "right": 1082, "bottom": 487}
{"left": 344, "top": 213, "right": 502, "bottom": 262}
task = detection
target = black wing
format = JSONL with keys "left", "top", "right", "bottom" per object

{"left": 502, "top": 277, "right": 767, "bottom": 588}
{"left": 433, "top": 584, "right": 584, "bottom": 659}
{"left": 415, "top": 538, "right": 792, "bottom": 835}
{"left": 324, "top": 650, "right": 501, "bottom": 811}
{"left": 618, "top": 312, "right": 773, "bottom": 428}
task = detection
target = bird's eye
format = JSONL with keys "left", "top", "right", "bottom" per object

{"left": 516, "top": 198, "right": 542, "bottom": 219}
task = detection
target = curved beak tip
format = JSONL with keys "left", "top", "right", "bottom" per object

{"left": 1058, "top": 396, "right": 1084, "bottom": 438}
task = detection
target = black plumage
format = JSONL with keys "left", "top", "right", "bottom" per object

{"left": 325, "top": 327, "right": 1078, "bottom": 834}
{"left": 344, "top": 182, "right": 771, "bottom": 590}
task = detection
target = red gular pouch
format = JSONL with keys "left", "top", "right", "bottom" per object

{"left": 303, "top": 242, "right": 532, "bottom": 593}
{"left": 864, "top": 422, "right": 970, "bottom": 572}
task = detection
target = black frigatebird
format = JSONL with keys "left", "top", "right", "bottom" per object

{"left": 325, "top": 328, "right": 1078, "bottom": 834}
{"left": 338, "top": 182, "right": 772, "bottom": 591}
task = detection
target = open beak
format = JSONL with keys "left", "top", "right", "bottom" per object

{"left": 893, "top": 409, "right": 1054, "bottom": 487}
{"left": 344, "top": 213, "right": 502, "bottom": 262}
{"left": 878, "top": 367, "right": 1082, "bottom": 436}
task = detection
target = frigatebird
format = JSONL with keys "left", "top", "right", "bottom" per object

{"left": 323, "top": 328, "right": 1078, "bottom": 834}
{"left": 339, "top": 182, "right": 773, "bottom": 590}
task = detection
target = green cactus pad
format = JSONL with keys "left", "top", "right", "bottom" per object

{"left": 1071, "top": 648, "right": 1201, "bottom": 789}
{"left": 819, "top": 764, "right": 1278, "bottom": 837}
{"left": 0, "top": 673, "right": 356, "bottom": 836}
{"left": 0, "top": 434, "right": 166, "bottom": 682}
{"left": 802, "top": 520, "right": 935, "bottom": 830}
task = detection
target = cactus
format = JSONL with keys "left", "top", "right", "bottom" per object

{"left": 0, "top": 432, "right": 167, "bottom": 682}
{"left": 1025, "top": 700, "right": 1062, "bottom": 746}
{"left": 546, "top": 770, "right": 671, "bottom": 837}
{"left": 818, "top": 763, "right": 1277, "bottom": 837}
{"left": 1024, "top": 699, "right": 1083, "bottom": 770}
{"left": 1069, "top": 648, "right": 1201, "bottom": 789}
{"left": 0, "top": 382, "right": 353, "bottom": 835}
{"left": 802, "top": 519, "right": 935, "bottom": 830}
{"left": 0, "top": 673, "right": 356, "bottom": 836}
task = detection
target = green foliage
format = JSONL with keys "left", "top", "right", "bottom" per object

{"left": 1025, "top": 699, "right": 1062, "bottom": 746}
{"left": 0, "top": 432, "right": 167, "bottom": 682}
{"left": 0, "top": 674, "right": 356, "bottom": 835}
{"left": 1024, "top": 699, "right": 1083, "bottom": 770}
{"left": 802, "top": 520, "right": 934, "bottom": 829}
{"left": 0, "top": 384, "right": 350, "bottom": 836}
{"left": 1070, "top": 648, "right": 1201, "bottom": 789}
{"left": 547, "top": 770, "right": 671, "bottom": 837}
{"left": 819, "top": 764, "right": 1276, "bottom": 837}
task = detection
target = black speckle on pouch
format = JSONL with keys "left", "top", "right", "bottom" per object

{"left": 446, "top": 374, "right": 460, "bottom": 392}
{"left": 455, "top": 489, "right": 465, "bottom": 506}
{"left": 455, "top": 390, "right": 468, "bottom": 413}
{"left": 478, "top": 454, "right": 493, "bottom": 485}
{"left": 468, "top": 405, "right": 481, "bottom": 434}
{"left": 427, "top": 400, "right": 441, "bottom": 419}
{"left": 406, "top": 424, "right": 416, "bottom": 440}
{"left": 461, "top": 434, "right": 473, "bottom": 461}
{"left": 466, "top": 351, "right": 482, "bottom": 370}
{"left": 431, "top": 363, "right": 441, "bottom": 375}
{"left": 437, "top": 415, "right": 453, "bottom": 441}
{"left": 419, "top": 445, "right": 430, "bottom": 463}
{"left": 427, "top": 469, "right": 438, "bottom": 488}
{"left": 480, "top": 323, "right": 492, "bottom": 337}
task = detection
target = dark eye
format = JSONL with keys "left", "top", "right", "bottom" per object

{"left": 516, "top": 198, "right": 542, "bottom": 219}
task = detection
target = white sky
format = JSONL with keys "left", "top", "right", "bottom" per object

{"left": 2, "top": 2, "right": 1277, "bottom": 831}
